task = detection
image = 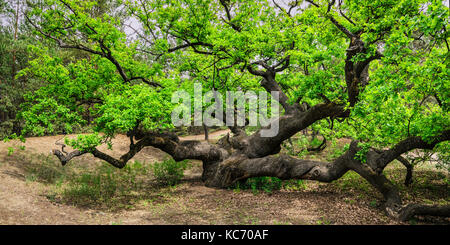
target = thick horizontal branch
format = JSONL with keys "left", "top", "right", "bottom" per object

{"left": 237, "top": 154, "right": 348, "bottom": 182}
{"left": 376, "top": 130, "right": 450, "bottom": 170}
{"left": 52, "top": 132, "right": 227, "bottom": 168}
{"left": 207, "top": 149, "right": 352, "bottom": 187}
{"left": 398, "top": 204, "right": 450, "bottom": 221}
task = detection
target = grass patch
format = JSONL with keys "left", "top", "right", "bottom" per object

{"left": 24, "top": 154, "right": 70, "bottom": 184}
{"left": 316, "top": 216, "right": 332, "bottom": 225}
{"left": 15, "top": 152, "right": 191, "bottom": 211}
{"left": 231, "top": 177, "right": 308, "bottom": 194}
{"left": 152, "top": 158, "right": 189, "bottom": 186}
{"left": 237, "top": 177, "right": 283, "bottom": 194}
{"left": 332, "top": 171, "right": 372, "bottom": 194}
{"left": 50, "top": 160, "right": 154, "bottom": 209}
{"left": 54, "top": 159, "right": 192, "bottom": 210}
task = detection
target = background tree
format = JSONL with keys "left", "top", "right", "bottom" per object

{"left": 0, "top": 0, "right": 40, "bottom": 137}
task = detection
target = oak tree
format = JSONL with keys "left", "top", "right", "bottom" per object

{"left": 19, "top": 0, "right": 449, "bottom": 221}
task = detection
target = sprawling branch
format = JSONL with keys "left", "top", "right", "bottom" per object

{"left": 155, "top": 39, "right": 214, "bottom": 60}
{"left": 376, "top": 130, "right": 450, "bottom": 171}
{"left": 167, "top": 41, "right": 213, "bottom": 53}
{"left": 246, "top": 57, "right": 299, "bottom": 114}
{"left": 219, "top": 0, "right": 241, "bottom": 32}
{"left": 328, "top": 15, "right": 354, "bottom": 39}
{"left": 129, "top": 76, "right": 162, "bottom": 87}
{"left": 206, "top": 146, "right": 352, "bottom": 187}
{"left": 398, "top": 204, "right": 450, "bottom": 221}
{"left": 52, "top": 149, "right": 85, "bottom": 166}
{"left": 396, "top": 156, "right": 413, "bottom": 186}
{"left": 305, "top": 0, "right": 383, "bottom": 107}
{"left": 242, "top": 102, "right": 346, "bottom": 158}
{"left": 306, "top": 0, "right": 354, "bottom": 38}
{"left": 53, "top": 132, "right": 228, "bottom": 168}
{"left": 25, "top": 9, "right": 162, "bottom": 88}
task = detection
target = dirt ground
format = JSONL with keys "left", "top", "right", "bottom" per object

{"left": 0, "top": 130, "right": 448, "bottom": 225}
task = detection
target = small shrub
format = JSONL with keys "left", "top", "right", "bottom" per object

{"left": 232, "top": 177, "right": 283, "bottom": 194}
{"left": 231, "top": 178, "right": 311, "bottom": 194}
{"left": 7, "top": 147, "right": 14, "bottom": 156}
{"left": 25, "top": 154, "right": 68, "bottom": 184}
{"left": 59, "top": 160, "right": 151, "bottom": 207}
{"left": 309, "top": 137, "right": 323, "bottom": 148}
{"left": 63, "top": 171, "right": 118, "bottom": 204}
{"left": 316, "top": 216, "right": 332, "bottom": 225}
{"left": 151, "top": 159, "right": 188, "bottom": 186}
{"left": 283, "top": 179, "right": 308, "bottom": 191}
{"left": 326, "top": 142, "right": 350, "bottom": 161}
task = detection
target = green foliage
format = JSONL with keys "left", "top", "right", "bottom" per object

{"left": 58, "top": 160, "right": 152, "bottom": 207}
{"left": 151, "top": 159, "right": 188, "bottom": 186}
{"left": 0, "top": 23, "right": 43, "bottom": 138}
{"left": 7, "top": 146, "right": 14, "bottom": 156}
{"left": 95, "top": 84, "right": 175, "bottom": 135}
{"left": 326, "top": 141, "right": 350, "bottom": 161}
{"left": 64, "top": 170, "right": 119, "bottom": 202}
{"left": 64, "top": 133, "right": 103, "bottom": 152}
{"left": 316, "top": 216, "right": 332, "bottom": 225}
{"left": 283, "top": 179, "right": 308, "bottom": 191}
{"left": 231, "top": 177, "right": 307, "bottom": 194}
{"left": 435, "top": 142, "right": 450, "bottom": 172}
{"left": 354, "top": 142, "right": 372, "bottom": 163}
{"left": 25, "top": 154, "right": 69, "bottom": 184}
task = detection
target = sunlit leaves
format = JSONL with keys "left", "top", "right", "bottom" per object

{"left": 95, "top": 84, "right": 175, "bottom": 136}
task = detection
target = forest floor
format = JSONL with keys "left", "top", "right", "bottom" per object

{"left": 0, "top": 129, "right": 448, "bottom": 225}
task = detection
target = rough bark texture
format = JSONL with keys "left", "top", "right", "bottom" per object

{"left": 398, "top": 204, "right": 450, "bottom": 222}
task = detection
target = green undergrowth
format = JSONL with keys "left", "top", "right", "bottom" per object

{"left": 17, "top": 152, "right": 191, "bottom": 211}
{"left": 231, "top": 177, "right": 308, "bottom": 194}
